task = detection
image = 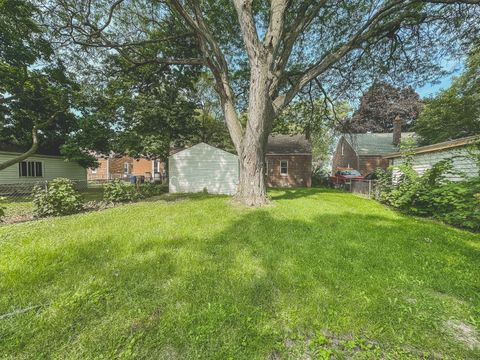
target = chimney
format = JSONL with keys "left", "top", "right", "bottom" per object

{"left": 393, "top": 115, "right": 402, "bottom": 146}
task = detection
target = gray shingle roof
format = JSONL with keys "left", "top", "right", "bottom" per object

{"left": 344, "top": 132, "right": 416, "bottom": 155}
{"left": 266, "top": 134, "right": 311, "bottom": 155}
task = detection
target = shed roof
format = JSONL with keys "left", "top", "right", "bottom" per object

{"left": 169, "top": 142, "right": 237, "bottom": 158}
{"left": 383, "top": 135, "right": 479, "bottom": 159}
{"left": 266, "top": 134, "right": 311, "bottom": 155}
{"left": 343, "top": 132, "right": 416, "bottom": 156}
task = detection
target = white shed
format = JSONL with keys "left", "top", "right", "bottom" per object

{"left": 168, "top": 143, "right": 239, "bottom": 195}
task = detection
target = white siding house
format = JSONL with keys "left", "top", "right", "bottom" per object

{"left": 0, "top": 151, "right": 87, "bottom": 185}
{"left": 169, "top": 143, "right": 239, "bottom": 195}
{"left": 384, "top": 136, "right": 479, "bottom": 181}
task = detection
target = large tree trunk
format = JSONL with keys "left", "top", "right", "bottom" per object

{"left": 236, "top": 131, "right": 269, "bottom": 206}
{"left": 234, "top": 64, "right": 273, "bottom": 206}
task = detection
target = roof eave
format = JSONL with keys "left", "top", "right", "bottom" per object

{"left": 383, "top": 135, "right": 479, "bottom": 159}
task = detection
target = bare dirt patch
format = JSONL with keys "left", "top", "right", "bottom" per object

{"left": 444, "top": 320, "right": 480, "bottom": 350}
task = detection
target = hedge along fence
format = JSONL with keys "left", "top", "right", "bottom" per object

{"left": 0, "top": 180, "right": 88, "bottom": 198}
{"left": 0, "top": 178, "right": 168, "bottom": 224}
{"left": 0, "top": 197, "right": 6, "bottom": 222}
{"left": 376, "top": 153, "right": 480, "bottom": 232}
{"left": 103, "top": 180, "right": 168, "bottom": 203}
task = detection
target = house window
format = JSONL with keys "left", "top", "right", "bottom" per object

{"left": 280, "top": 160, "right": 288, "bottom": 175}
{"left": 91, "top": 168, "right": 97, "bottom": 174}
{"left": 341, "top": 144, "right": 344, "bottom": 156}
{"left": 124, "top": 162, "right": 131, "bottom": 175}
{"left": 18, "top": 161, "right": 43, "bottom": 177}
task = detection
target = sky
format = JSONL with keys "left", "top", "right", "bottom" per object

{"left": 415, "top": 59, "right": 463, "bottom": 98}
{"left": 416, "top": 76, "right": 453, "bottom": 98}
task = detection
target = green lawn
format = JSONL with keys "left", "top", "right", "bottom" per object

{"left": 1, "top": 189, "right": 479, "bottom": 359}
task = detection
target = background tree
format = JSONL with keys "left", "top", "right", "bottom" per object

{"left": 273, "top": 99, "right": 351, "bottom": 165}
{"left": 0, "top": 0, "right": 100, "bottom": 170}
{"left": 101, "top": 56, "right": 200, "bottom": 160}
{"left": 339, "top": 82, "right": 422, "bottom": 133}
{"left": 74, "top": 56, "right": 233, "bottom": 161}
{"left": 191, "top": 74, "right": 234, "bottom": 151}
{"left": 49, "top": 0, "right": 480, "bottom": 205}
{"left": 415, "top": 46, "right": 480, "bottom": 145}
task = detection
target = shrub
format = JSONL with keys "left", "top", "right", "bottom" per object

{"left": 0, "top": 197, "right": 6, "bottom": 222}
{"left": 312, "top": 166, "right": 330, "bottom": 187}
{"left": 103, "top": 180, "right": 139, "bottom": 203}
{"left": 138, "top": 183, "right": 168, "bottom": 198}
{"left": 378, "top": 159, "right": 480, "bottom": 231}
{"left": 33, "top": 178, "right": 83, "bottom": 218}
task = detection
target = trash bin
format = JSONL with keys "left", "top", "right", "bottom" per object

{"left": 130, "top": 176, "right": 137, "bottom": 184}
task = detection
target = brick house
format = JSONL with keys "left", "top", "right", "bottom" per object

{"left": 265, "top": 134, "right": 312, "bottom": 187}
{"left": 87, "top": 154, "right": 166, "bottom": 182}
{"left": 331, "top": 131, "right": 416, "bottom": 175}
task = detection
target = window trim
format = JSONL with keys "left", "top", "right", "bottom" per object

{"left": 155, "top": 160, "right": 162, "bottom": 173}
{"left": 18, "top": 160, "right": 44, "bottom": 178}
{"left": 280, "top": 160, "right": 288, "bottom": 176}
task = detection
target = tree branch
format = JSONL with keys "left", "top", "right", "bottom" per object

{"left": 168, "top": 0, "right": 244, "bottom": 151}
{"left": 85, "top": 0, "right": 125, "bottom": 36}
{"left": 0, "top": 127, "right": 39, "bottom": 171}
{"left": 233, "top": 0, "right": 262, "bottom": 64}
{"left": 272, "top": 0, "right": 433, "bottom": 111}
{"left": 269, "top": 1, "right": 327, "bottom": 95}
{"left": 264, "top": 0, "right": 288, "bottom": 53}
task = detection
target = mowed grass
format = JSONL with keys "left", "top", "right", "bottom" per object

{"left": 0, "top": 189, "right": 479, "bottom": 359}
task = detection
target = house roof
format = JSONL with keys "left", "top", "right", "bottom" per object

{"left": 0, "top": 143, "right": 64, "bottom": 158}
{"left": 0, "top": 150, "right": 66, "bottom": 159}
{"left": 266, "top": 134, "right": 311, "bottom": 155}
{"left": 383, "top": 135, "right": 479, "bottom": 159}
{"left": 343, "top": 132, "right": 416, "bottom": 156}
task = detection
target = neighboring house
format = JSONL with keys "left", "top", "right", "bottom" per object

{"left": 332, "top": 130, "right": 416, "bottom": 175}
{"left": 384, "top": 135, "right": 479, "bottom": 181}
{"left": 0, "top": 150, "right": 86, "bottom": 187}
{"left": 265, "top": 134, "right": 312, "bottom": 187}
{"left": 169, "top": 143, "right": 239, "bottom": 195}
{"left": 87, "top": 154, "right": 166, "bottom": 182}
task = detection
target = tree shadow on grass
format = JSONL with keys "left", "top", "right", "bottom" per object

{"left": 2, "top": 206, "right": 479, "bottom": 359}
{"left": 144, "top": 192, "right": 228, "bottom": 203}
{"left": 269, "top": 187, "right": 344, "bottom": 201}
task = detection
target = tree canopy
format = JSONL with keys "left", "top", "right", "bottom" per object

{"left": 414, "top": 46, "right": 480, "bottom": 145}
{"left": 33, "top": 1, "right": 480, "bottom": 203}
{"left": 339, "top": 82, "right": 422, "bottom": 133}
{"left": 0, "top": 0, "right": 98, "bottom": 169}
